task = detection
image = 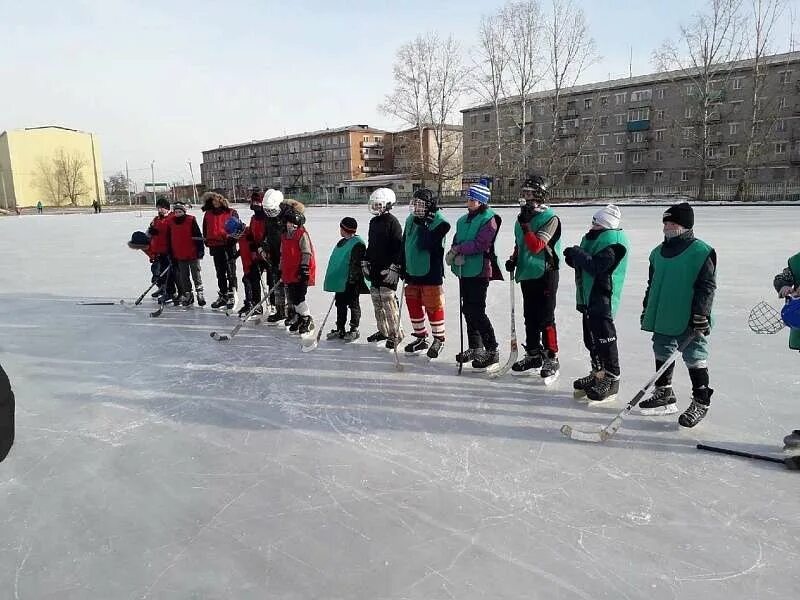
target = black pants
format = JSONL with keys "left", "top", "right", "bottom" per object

{"left": 210, "top": 244, "right": 238, "bottom": 296}
{"left": 521, "top": 271, "right": 559, "bottom": 356}
{"left": 460, "top": 277, "right": 497, "bottom": 351}
{"left": 151, "top": 254, "right": 175, "bottom": 297}
{"left": 335, "top": 287, "right": 361, "bottom": 330}
{"left": 243, "top": 261, "right": 266, "bottom": 305}
{"left": 0, "top": 364, "right": 15, "bottom": 463}
{"left": 582, "top": 311, "right": 620, "bottom": 376}
{"left": 286, "top": 282, "right": 308, "bottom": 307}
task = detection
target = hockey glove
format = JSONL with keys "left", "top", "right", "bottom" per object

{"left": 692, "top": 314, "right": 711, "bottom": 336}
{"left": 504, "top": 257, "right": 517, "bottom": 273}
{"left": 298, "top": 264, "right": 310, "bottom": 283}
{"left": 381, "top": 264, "right": 401, "bottom": 288}
{"left": 563, "top": 246, "right": 577, "bottom": 268}
{"left": 361, "top": 260, "right": 371, "bottom": 279}
{"left": 779, "top": 285, "right": 797, "bottom": 299}
{"left": 445, "top": 247, "right": 459, "bottom": 266}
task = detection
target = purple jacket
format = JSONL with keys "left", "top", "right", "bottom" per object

{"left": 454, "top": 211, "right": 501, "bottom": 280}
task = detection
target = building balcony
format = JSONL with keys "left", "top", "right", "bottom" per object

{"left": 270, "top": 148, "right": 279, "bottom": 155}
{"left": 361, "top": 166, "right": 384, "bottom": 173}
{"left": 627, "top": 140, "right": 650, "bottom": 150}
{"left": 361, "top": 141, "right": 384, "bottom": 148}
{"left": 564, "top": 108, "right": 579, "bottom": 119}
{"left": 627, "top": 120, "right": 651, "bottom": 132}
{"left": 362, "top": 152, "right": 384, "bottom": 160}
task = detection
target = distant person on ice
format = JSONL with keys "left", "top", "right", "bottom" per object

{"left": 773, "top": 250, "right": 800, "bottom": 453}
{"left": 401, "top": 188, "right": 450, "bottom": 359}
{"left": 639, "top": 202, "right": 717, "bottom": 428}
{"left": 447, "top": 182, "right": 503, "bottom": 372}
{"left": 564, "top": 205, "right": 629, "bottom": 403}
{"left": 0, "top": 363, "right": 14, "bottom": 463}
{"left": 323, "top": 216, "right": 368, "bottom": 342}
{"left": 505, "top": 174, "right": 562, "bottom": 382}
{"left": 363, "top": 188, "right": 404, "bottom": 349}
{"left": 201, "top": 192, "right": 239, "bottom": 310}
{"left": 36, "top": 200, "right": 42, "bottom": 214}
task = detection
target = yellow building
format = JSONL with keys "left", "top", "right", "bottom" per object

{"left": 0, "top": 126, "right": 105, "bottom": 209}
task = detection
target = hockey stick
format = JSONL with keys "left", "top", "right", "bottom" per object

{"left": 560, "top": 334, "right": 697, "bottom": 443}
{"left": 128, "top": 264, "right": 171, "bottom": 306}
{"left": 697, "top": 444, "right": 800, "bottom": 470}
{"left": 301, "top": 296, "right": 336, "bottom": 353}
{"left": 489, "top": 268, "right": 518, "bottom": 380}
{"left": 210, "top": 285, "right": 277, "bottom": 342}
{"left": 392, "top": 282, "right": 406, "bottom": 372}
{"left": 457, "top": 265, "right": 464, "bottom": 375}
{"left": 77, "top": 301, "right": 117, "bottom": 306}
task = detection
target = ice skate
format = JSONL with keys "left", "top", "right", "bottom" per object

{"left": 639, "top": 385, "right": 678, "bottom": 416}
{"left": 471, "top": 349, "right": 500, "bottom": 373}
{"left": 404, "top": 336, "right": 428, "bottom": 354}
{"left": 585, "top": 373, "right": 619, "bottom": 404}
{"left": 343, "top": 328, "right": 360, "bottom": 342}
{"left": 327, "top": 328, "right": 345, "bottom": 340}
{"left": 426, "top": 337, "right": 444, "bottom": 360}
{"left": 539, "top": 355, "right": 560, "bottom": 385}
{"left": 511, "top": 346, "right": 543, "bottom": 376}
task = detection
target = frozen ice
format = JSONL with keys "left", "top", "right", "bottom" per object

{"left": 0, "top": 204, "right": 798, "bottom": 599}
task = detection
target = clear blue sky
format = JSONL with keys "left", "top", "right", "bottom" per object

{"left": 0, "top": 0, "right": 795, "bottom": 188}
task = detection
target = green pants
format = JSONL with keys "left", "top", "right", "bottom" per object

{"left": 652, "top": 328, "right": 709, "bottom": 369}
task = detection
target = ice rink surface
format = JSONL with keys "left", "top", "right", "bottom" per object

{"left": 0, "top": 204, "right": 798, "bottom": 599}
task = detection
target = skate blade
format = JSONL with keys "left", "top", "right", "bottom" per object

{"left": 511, "top": 369, "right": 532, "bottom": 377}
{"left": 573, "top": 389, "right": 588, "bottom": 400}
{"left": 301, "top": 341, "right": 318, "bottom": 353}
{"left": 471, "top": 364, "right": 500, "bottom": 374}
{"left": 585, "top": 394, "right": 618, "bottom": 405}
{"left": 541, "top": 372, "right": 560, "bottom": 386}
{"left": 404, "top": 349, "right": 428, "bottom": 356}
{"left": 640, "top": 404, "right": 679, "bottom": 416}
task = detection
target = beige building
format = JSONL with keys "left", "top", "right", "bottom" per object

{"left": 389, "top": 125, "right": 463, "bottom": 194}
{"left": 0, "top": 126, "right": 105, "bottom": 209}
{"left": 200, "top": 125, "right": 389, "bottom": 199}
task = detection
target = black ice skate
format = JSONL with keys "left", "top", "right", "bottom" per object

{"left": 678, "top": 388, "right": 713, "bottom": 428}
{"left": 427, "top": 337, "right": 444, "bottom": 359}
{"left": 196, "top": 290, "right": 206, "bottom": 306}
{"left": 511, "top": 346, "right": 543, "bottom": 376}
{"left": 639, "top": 385, "right": 678, "bottom": 416}
{"left": 573, "top": 370, "right": 600, "bottom": 399}
{"left": 404, "top": 336, "right": 428, "bottom": 354}
{"left": 367, "top": 332, "right": 388, "bottom": 343}
{"left": 585, "top": 373, "right": 619, "bottom": 404}
{"left": 287, "top": 314, "right": 302, "bottom": 334}
{"left": 455, "top": 348, "right": 480, "bottom": 364}
{"left": 238, "top": 302, "right": 253, "bottom": 318}
{"left": 343, "top": 328, "right": 360, "bottom": 342}
{"left": 225, "top": 292, "right": 235, "bottom": 311}
{"left": 179, "top": 292, "right": 194, "bottom": 307}
{"left": 472, "top": 349, "right": 500, "bottom": 372}
{"left": 298, "top": 316, "right": 314, "bottom": 336}
{"left": 327, "top": 328, "right": 345, "bottom": 340}
{"left": 783, "top": 430, "right": 800, "bottom": 451}
{"left": 540, "top": 355, "right": 560, "bottom": 384}
{"left": 211, "top": 295, "right": 227, "bottom": 310}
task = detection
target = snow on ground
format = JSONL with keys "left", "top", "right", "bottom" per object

{"left": 0, "top": 204, "right": 798, "bottom": 599}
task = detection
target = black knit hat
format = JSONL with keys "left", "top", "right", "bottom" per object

{"left": 662, "top": 202, "right": 694, "bottom": 229}
{"left": 340, "top": 217, "right": 358, "bottom": 233}
{"left": 156, "top": 197, "right": 170, "bottom": 210}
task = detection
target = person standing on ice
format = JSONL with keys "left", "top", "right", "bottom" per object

{"left": 167, "top": 202, "right": 204, "bottom": 306}
{"left": 773, "top": 251, "right": 800, "bottom": 452}
{"left": 362, "top": 188, "right": 404, "bottom": 349}
{"left": 261, "top": 189, "right": 287, "bottom": 324}
{"left": 279, "top": 200, "right": 316, "bottom": 335}
{"left": 201, "top": 192, "right": 239, "bottom": 310}
{"left": 446, "top": 182, "right": 503, "bottom": 372}
{"left": 237, "top": 190, "right": 270, "bottom": 317}
{"left": 563, "top": 205, "right": 629, "bottom": 403}
{"left": 504, "top": 175, "right": 562, "bottom": 381}
{"left": 323, "top": 217, "right": 368, "bottom": 341}
{"left": 146, "top": 197, "right": 176, "bottom": 303}
{"left": 400, "top": 188, "right": 451, "bottom": 359}
{"left": 639, "top": 202, "right": 716, "bottom": 428}
{"left": 0, "top": 363, "right": 14, "bottom": 463}
{"left": 36, "top": 200, "right": 42, "bottom": 214}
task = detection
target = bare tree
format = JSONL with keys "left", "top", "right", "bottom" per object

{"left": 472, "top": 10, "right": 511, "bottom": 193}
{"left": 653, "top": 0, "right": 746, "bottom": 200}
{"left": 53, "top": 149, "right": 90, "bottom": 206}
{"left": 34, "top": 158, "right": 63, "bottom": 205}
{"left": 382, "top": 33, "right": 467, "bottom": 195}
{"left": 503, "top": 0, "right": 545, "bottom": 179}
{"left": 542, "top": 0, "right": 599, "bottom": 186}
{"left": 736, "top": 0, "right": 786, "bottom": 199}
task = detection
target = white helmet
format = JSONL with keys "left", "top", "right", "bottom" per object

{"left": 368, "top": 188, "right": 396, "bottom": 216}
{"left": 263, "top": 189, "right": 284, "bottom": 217}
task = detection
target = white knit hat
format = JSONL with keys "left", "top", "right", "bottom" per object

{"left": 592, "top": 204, "right": 621, "bottom": 230}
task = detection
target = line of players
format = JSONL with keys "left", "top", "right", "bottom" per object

{"left": 126, "top": 176, "right": 797, "bottom": 432}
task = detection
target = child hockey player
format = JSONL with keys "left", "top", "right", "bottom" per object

{"left": 563, "top": 205, "right": 629, "bottom": 402}
{"left": 146, "top": 197, "right": 175, "bottom": 302}
{"left": 773, "top": 252, "right": 800, "bottom": 452}
{"left": 401, "top": 188, "right": 451, "bottom": 359}
{"left": 237, "top": 191, "right": 270, "bottom": 317}
{"left": 201, "top": 192, "right": 239, "bottom": 310}
{"left": 446, "top": 182, "right": 503, "bottom": 371}
{"left": 261, "top": 189, "right": 287, "bottom": 323}
{"left": 323, "top": 217, "right": 368, "bottom": 341}
{"left": 279, "top": 200, "right": 316, "bottom": 335}
{"left": 504, "top": 175, "right": 561, "bottom": 381}
{"left": 167, "top": 202, "right": 204, "bottom": 306}
{"left": 362, "top": 188, "right": 404, "bottom": 348}
{"left": 639, "top": 203, "right": 716, "bottom": 427}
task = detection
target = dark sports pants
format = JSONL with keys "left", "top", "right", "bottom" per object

{"left": 460, "top": 277, "right": 497, "bottom": 351}
{"left": 210, "top": 244, "right": 238, "bottom": 296}
{"left": 520, "top": 270, "right": 559, "bottom": 356}
{"left": 335, "top": 286, "right": 361, "bottom": 330}
{"left": 151, "top": 254, "right": 175, "bottom": 297}
{"left": 244, "top": 261, "right": 266, "bottom": 305}
{"left": 582, "top": 311, "right": 620, "bottom": 377}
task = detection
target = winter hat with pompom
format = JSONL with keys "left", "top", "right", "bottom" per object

{"left": 592, "top": 204, "right": 622, "bottom": 230}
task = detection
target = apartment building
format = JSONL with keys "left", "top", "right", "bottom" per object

{"left": 200, "top": 125, "right": 388, "bottom": 198}
{"left": 462, "top": 51, "right": 800, "bottom": 197}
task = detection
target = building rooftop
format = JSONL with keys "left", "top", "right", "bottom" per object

{"left": 392, "top": 124, "right": 463, "bottom": 134}
{"left": 463, "top": 50, "right": 800, "bottom": 113}
{"left": 205, "top": 124, "right": 390, "bottom": 153}
{"left": 1, "top": 125, "right": 91, "bottom": 137}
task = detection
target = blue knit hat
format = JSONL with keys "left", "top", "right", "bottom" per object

{"left": 467, "top": 183, "right": 491, "bottom": 204}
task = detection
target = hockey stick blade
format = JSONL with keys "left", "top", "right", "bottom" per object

{"left": 78, "top": 301, "right": 117, "bottom": 306}
{"left": 210, "top": 331, "right": 230, "bottom": 342}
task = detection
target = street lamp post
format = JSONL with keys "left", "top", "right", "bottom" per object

{"left": 150, "top": 161, "right": 157, "bottom": 206}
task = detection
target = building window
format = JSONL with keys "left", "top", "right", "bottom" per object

{"left": 729, "top": 122, "right": 740, "bottom": 135}
{"left": 616, "top": 114, "right": 625, "bottom": 126}
{"left": 654, "top": 171, "right": 664, "bottom": 182}
{"left": 630, "top": 89, "right": 652, "bottom": 102}
{"left": 726, "top": 169, "right": 738, "bottom": 180}
{"left": 729, "top": 100, "right": 743, "bottom": 112}
{"left": 682, "top": 147, "right": 691, "bottom": 159}
{"left": 600, "top": 116, "right": 608, "bottom": 127}
{"left": 776, "top": 119, "right": 787, "bottom": 133}
{"left": 685, "top": 106, "right": 693, "bottom": 119}
{"left": 707, "top": 146, "right": 717, "bottom": 159}
{"left": 582, "top": 117, "right": 593, "bottom": 128}
{"left": 584, "top": 98, "right": 592, "bottom": 109}
{"left": 631, "top": 151, "right": 642, "bottom": 164}
{"left": 657, "top": 109, "right": 665, "bottom": 120}
{"left": 615, "top": 152, "right": 624, "bottom": 164}
{"left": 600, "top": 96, "right": 608, "bottom": 107}
{"left": 483, "top": 147, "right": 490, "bottom": 155}
{"left": 778, "top": 97, "right": 787, "bottom": 109}
{"left": 733, "top": 78, "right": 743, "bottom": 90}
{"left": 682, "top": 127, "right": 693, "bottom": 139}
{"left": 537, "top": 140, "right": 545, "bottom": 150}
{"left": 615, "top": 133, "right": 625, "bottom": 144}
{"left": 598, "top": 134, "right": 607, "bottom": 146}
{"left": 685, "top": 84, "right": 694, "bottom": 96}
{"left": 728, "top": 144, "right": 739, "bottom": 157}
{"left": 657, "top": 88, "right": 666, "bottom": 99}
{"left": 628, "top": 107, "right": 650, "bottom": 121}
{"left": 779, "top": 70, "right": 792, "bottom": 84}
{"left": 598, "top": 153, "right": 608, "bottom": 164}
{"left": 471, "top": 131, "right": 478, "bottom": 141}
{"left": 582, "top": 154, "right": 592, "bottom": 166}
{"left": 681, "top": 170, "right": 689, "bottom": 182}
{"left": 483, "top": 113, "right": 490, "bottom": 122}
{"left": 614, "top": 92, "right": 626, "bottom": 105}
{"left": 633, "top": 132, "right": 646, "bottom": 143}
{"left": 655, "top": 129, "right": 665, "bottom": 141}
{"left": 705, "top": 169, "right": 715, "bottom": 180}
{"left": 655, "top": 149, "right": 663, "bottom": 161}
{"left": 536, "top": 123, "right": 544, "bottom": 134}
{"left": 482, "top": 130, "right": 490, "bottom": 140}
{"left": 775, "top": 142, "right": 787, "bottom": 154}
